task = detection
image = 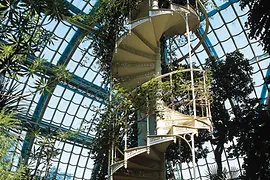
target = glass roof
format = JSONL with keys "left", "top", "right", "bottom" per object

{"left": 8, "top": 0, "right": 270, "bottom": 179}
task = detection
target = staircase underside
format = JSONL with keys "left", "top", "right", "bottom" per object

{"left": 112, "top": 5, "right": 200, "bottom": 90}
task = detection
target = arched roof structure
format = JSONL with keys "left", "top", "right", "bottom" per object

{"left": 8, "top": 0, "right": 269, "bottom": 179}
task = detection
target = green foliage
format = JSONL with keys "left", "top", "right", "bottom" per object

{"left": 203, "top": 51, "right": 270, "bottom": 179}
{"left": 203, "top": 51, "right": 253, "bottom": 177}
{"left": 239, "top": 0, "right": 270, "bottom": 53}
{"left": 0, "top": 107, "right": 78, "bottom": 179}
{"left": 205, "top": 165, "right": 240, "bottom": 180}
{"left": 0, "top": 0, "right": 69, "bottom": 21}
{"left": 91, "top": 67, "right": 212, "bottom": 179}
{"left": 0, "top": 1, "right": 75, "bottom": 178}
{"left": 26, "top": 129, "right": 77, "bottom": 178}
{"left": 0, "top": 109, "right": 29, "bottom": 179}
{"left": 206, "top": 51, "right": 253, "bottom": 102}
{"left": 90, "top": 83, "right": 138, "bottom": 180}
{"left": 76, "top": 0, "right": 142, "bottom": 79}
{"left": 228, "top": 99, "right": 270, "bottom": 179}
{"left": 0, "top": 0, "right": 71, "bottom": 96}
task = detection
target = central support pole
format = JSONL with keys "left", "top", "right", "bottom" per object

{"left": 185, "top": 9, "right": 197, "bottom": 121}
{"left": 152, "top": 0, "right": 159, "bottom": 9}
{"left": 124, "top": 111, "right": 128, "bottom": 168}
{"left": 186, "top": 0, "right": 196, "bottom": 179}
{"left": 155, "top": 42, "right": 163, "bottom": 135}
{"left": 146, "top": 95, "right": 150, "bottom": 154}
{"left": 191, "top": 133, "right": 196, "bottom": 180}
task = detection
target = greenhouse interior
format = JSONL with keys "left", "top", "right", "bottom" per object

{"left": 0, "top": 0, "right": 269, "bottom": 179}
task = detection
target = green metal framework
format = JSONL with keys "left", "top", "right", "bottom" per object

{"left": 4, "top": 0, "right": 269, "bottom": 179}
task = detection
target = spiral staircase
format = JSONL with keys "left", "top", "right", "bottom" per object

{"left": 109, "top": 1, "right": 212, "bottom": 179}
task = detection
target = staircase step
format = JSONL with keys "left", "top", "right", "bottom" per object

{"left": 148, "top": 135, "right": 174, "bottom": 146}
{"left": 112, "top": 62, "right": 155, "bottom": 78}
{"left": 111, "top": 160, "right": 125, "bottom": 175}
{"left": 125, "top": 146, "right": 148, "bottom": 160}
{"left": 132, "top": 29, "right": 159, "bottom": 53}
{"left": 163, "top": 10, "right": 184, "bottom": 36}
{"left": 140, "top": 146, "right": 161, "bottom": 161}
{"left": 128, "top": 159, "right": 160, "bottom": 171}
{"left": 118, "top": 31, "right": 156, "bottom": 55}
{"left": 132, "top": 18, "right": 158, "bottom": 47}
{"left": 119, "top": 70, "right": 156, "bottom": 89}
{"left": 164, "top": 4, "right": 200, "bottom": 36}
{"left": 117, "top": 69, "right": 155, "bottom": 82}
{"left": 150, "top": 11, "right": 172, "bottom": 41}
{"left": 114, "top": 168, "right": 160, "bottom": 180}
{"left": 169, "top": 125, "right": 197, "bottom": 135}
{"left": 118, "top": 44, "right": 156, "bottom": 60}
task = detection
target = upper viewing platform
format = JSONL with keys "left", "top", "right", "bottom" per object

{"left": 130, "top": 0, "right": 200, "bottom": 37}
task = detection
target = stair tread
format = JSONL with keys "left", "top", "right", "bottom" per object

{"left": 128, "top": 160, "right": 160, "bottom": 170}
{"left": 132, "top": 19, "right": 157, "bottom": 48}
{"left": 151, "top": 12, "right": 172, "bottom": 42}
{"left": 125, "top": 145, "right": 147, "bottom": 152}
{"left": 119, "top": 31, "right": 156, "bottom": 54}
{"left": 114, "top": 168, "right": 160, "bottom": 180}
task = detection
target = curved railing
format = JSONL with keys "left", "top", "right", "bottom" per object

{"left": 109, "top": 1, "right": 211, "bottom": 179}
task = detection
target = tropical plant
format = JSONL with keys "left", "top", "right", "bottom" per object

{"left": 205, "top": 165, "right": 240, "bottom": 180}
{"left": 0, "top": 0, "right": 75, "bottom": 178}
{"left": 239, "top": 0, "right": 270, "bottom": 53}
{"left": 204, "top": 51, "right": 253, "bottom": 178}
{"left": 90, "top": 85, "right": 135, "bottom": 179}
{"left": 0, "top": 108, "right": 29, "bottom": 179}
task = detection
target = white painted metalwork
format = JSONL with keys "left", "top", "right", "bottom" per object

{"left": 109, "top": 1, "right": 211, "bottom": 179}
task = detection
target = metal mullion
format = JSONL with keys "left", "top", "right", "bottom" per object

{"left": 231, "top": 140, "right": 243, "bottom": 176}
{"left": 230, "top": 2, "right": 264, "bottom": 99}
{"left": 33, "top": 15, "right": 53, "bottom": 57}
{"left": 63, "top": 144, "right": 77, "bottom": 179}
{"left": 230, "top": 3, "right": 256, "bottom": 57}
{"left": 73, "top": 144, "right": 86, "bottom": 179}
{"left": 49, "top": 26, "right": 74, "bottom": 64}
{"left": 173, "top": 38, "right": 189, "bottom": 65}
{"left": 230, "top": 2, "right": 258, "bottom": 55}
{"left": 203, "top": 147, "right": 213, "bottom": 179}
{"left": 250, "top": 55, "right": 270, "bottom": 65}
{"left": 82, "top": 64, "right": 101, "bottom": 82}
{"left": 47, "top": 88, "right": 69, "bottom": 127}
{"left": 55, "top": 142, "right": 75, "bottom": 178}
{"left": 207, "top": 29, "right": 226, "bottom": 60}
{"left": 89, "top": 70, "right": 102, "bottom": 87}
{"left": 84, "top": 102, "right": 103, "bottom": 138}
{"left": 195, "top": 161, "right": 203, "bottom": 180}
{"left": 57, "top": 92, "right": 101, "bottom": 176}
{"left": 38, "top": 19, "right": 62, "bottom": 60}
{"left": 186, "top": 161, "right": 194, "bottom": 179}
{"left": 191, "top": 42, "right": 204, "bottom": 67}
{"left": 223, "top": 148, "right": 233, "bottom": 178}
{"left": 66, "top": 88, "right": 89, "bottom": 131}
{"left": 9, "top": 128, "right": 24, "bottom": 169}
{"left": 70, "top": 41, "right": 96, "bottom": 74}
{"left": 230, "top": 2, "right": 258, "bottom": 57}
{"left": 81, "top": 103, "right": 103, "bottom": 179}
{"left": 254, "top": 56, "right": 269, "bottom": 91}
{"left": 54, "top": 89, "right": 77, "bottom": 128}
{"left": 7, "top": 76, "right": 29, "bottom": 109}
{"left": 54, "top": 141, "right": 73, "bottom": 178}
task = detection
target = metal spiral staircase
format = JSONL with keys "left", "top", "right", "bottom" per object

{"left": 108, "top": 0, "right": 212, "bottom": 179}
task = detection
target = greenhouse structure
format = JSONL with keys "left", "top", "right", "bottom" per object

{"left": 0, "top": 0, "right": 269, "bottom": 179}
